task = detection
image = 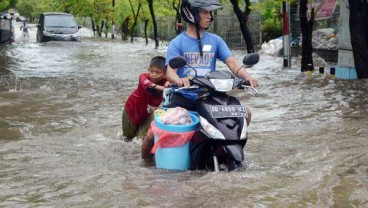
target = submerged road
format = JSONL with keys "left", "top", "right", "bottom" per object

{"left": 0, "top": 21, "right": 367, "bottom": 207}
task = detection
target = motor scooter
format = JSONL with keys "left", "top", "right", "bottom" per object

{"left": 165, "top": 53, "right": 259, "bottom": 172}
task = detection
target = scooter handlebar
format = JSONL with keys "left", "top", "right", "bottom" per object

{"left": 237, "top": 79, "right": 258, "bottom": 93}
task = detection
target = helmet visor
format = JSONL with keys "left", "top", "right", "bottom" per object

{"left": 200, "top": 5, "right": 223, "bottom": 11}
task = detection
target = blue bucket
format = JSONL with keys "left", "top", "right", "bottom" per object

{"left": 154, "top": 111, "right": 199, "bottom": 171}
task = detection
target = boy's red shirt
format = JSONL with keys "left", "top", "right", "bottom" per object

{"left": 124, "top": 73, "right": 166, "bottom": 125}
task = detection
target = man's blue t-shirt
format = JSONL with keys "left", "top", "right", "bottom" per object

{"left": 165, "top": 31, "right": 232, "bottom": 77}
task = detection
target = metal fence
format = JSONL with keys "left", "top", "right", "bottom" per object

{"left": 152, "top": 1, "right": 262, "bottom": 51}
{"left": 154, "top": 12, "right": 262, "bottom": 51}
{"left": 80, "top": 2, "right": 263, "bottom": 51}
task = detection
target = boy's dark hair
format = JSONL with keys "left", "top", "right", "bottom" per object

{"left": 149, "top": 56, "right": 166, "bottom": 71}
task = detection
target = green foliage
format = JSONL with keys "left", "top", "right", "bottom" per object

{"left": 252, "top": 0, "right": 283, "bottom": 42}
{"left": 11, "top": 0, "right": 298, "bottom": 41}
{"left": 252, "top": 0, "right": 281, "bottom": 23}
{"left": 0, "top": 0, "right": 17, "bottom": 17}
{"left": 153, "top": 0, "right": 177, "bottom": 16}
{"left": 0, "top": 0, "right": 10, "bottom": 13}
{"left": 9, "top": 0, "right": 178, "bottom": 35}
{"left": 16, "top": 0, "right": 37, "bottom": 20}
{"left": 8, "top": 0, "right": 16, "bottom": 8}
{"left": 262, "top": 19, "right": 282, "bottom": 42}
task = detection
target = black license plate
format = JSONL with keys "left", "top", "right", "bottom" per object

{"left": 210, "top": 105, "right": 247, "bottom": 118}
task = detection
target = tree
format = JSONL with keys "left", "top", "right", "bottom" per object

{"left": 147, "top": 0, "right": 159, "bottom": 48}
{"left": 0, "top": 0, "right": 10, "bottom": 13}
{"left": 16, "top": 0, "right": 39, "bottom": 22}
{"left": 172, "top": 0, "right": 182, "bottom": 35}
{"left": 299, "top": 0, "right": 314, "bottom": 72}
{"left": 144, "top": 18, "right": 149, "bottom": 44}
{"left": 229, "top": 0, "right": 254, "bottom": 53}
{"left": 348, "top": 0, "right": 368, "bottom": 78}
{"left": 9, "top": 0, "right": 16, "bottom": 8}
{"left": 128, "top": 0, "right": 141, "bottom": 43}
{"left": 252, "top": 0, "right": 282, "bottom": 42}
{"left": 121, "top": 17, "right": 130, "bottom": 41}
{"left": 0, "top": 0, "right": 16, "bottom": 11}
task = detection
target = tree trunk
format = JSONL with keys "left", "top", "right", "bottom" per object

{"left": 229, "top": 0, "right": 254, "bottom": 53}
{"left": 173, "top": 0, "right": 182, "bottom": 35}
{"left": 144, "top": 19, "right": 149, "bottom": 45}
{"left": 299, "top": 0, "right": 314, "bottom": 72}
{"left": 130, "top": 4, "right": 141, "bottom": 43}
{"left": 148, "top": 0, "right": 159, "bottom": 48}
{"left": 104, "top": 22, "right": 109, "bottom": 38}
{"left": 91, "top": 19, "right": 96, "bottom": 36}
{"left": 121, "top": 17, "right": 130, "bottom": 41}
{"left": 348, "top": 0, "right": 368, "bottom": 78}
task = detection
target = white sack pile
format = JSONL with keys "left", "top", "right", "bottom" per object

{"left": 260, "top": 38, "right": 283, "bottom": 56}
{"left": 299, "top": 28, "right": 338, "bottom": 50}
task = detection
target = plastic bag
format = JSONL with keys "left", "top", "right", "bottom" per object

{"left": 159, "top": 107, "right": 192, "bottom": 125}
{"left": 150, "top": 122, "right": 195, "bottom": 154}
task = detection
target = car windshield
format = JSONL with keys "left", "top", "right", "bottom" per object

{"left": 44, "top": 15, "right": 77, "bottom": 28}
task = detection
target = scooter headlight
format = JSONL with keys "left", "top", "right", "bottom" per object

{"left": 240, "top": 118, "right": 248, "bottom": 139}
{"left": 209, "top": 79, "right": 234, "bottom": 92}
{"left": 199, "top": 116, "right": 225, "bottom": 140}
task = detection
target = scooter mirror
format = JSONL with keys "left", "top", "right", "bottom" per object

{"left": 242, "top": 53, "right": 260, "bottom": 66}
{"left": 169, "top": 56, "right": 187, "bottom": 69}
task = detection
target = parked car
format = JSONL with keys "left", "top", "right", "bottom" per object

{"left": 0, "top": 13, "right": 14, "bottom": 43}
{"left": 37, "top": 12, "right": 81, "bottom": 42}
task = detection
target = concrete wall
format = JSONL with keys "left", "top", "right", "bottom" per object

{"left": 338, "top": 0, "right": 355, "bottom": 68}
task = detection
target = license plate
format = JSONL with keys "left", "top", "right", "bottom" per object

{"left": 210, "top": 105, "right": 247, "bottom": 118}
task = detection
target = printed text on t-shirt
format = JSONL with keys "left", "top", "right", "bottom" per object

{"left": 184, "top": 52, "right": 214, "bottom": 67}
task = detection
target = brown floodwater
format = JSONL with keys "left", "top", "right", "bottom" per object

{"left": 0, "top": 22, "right": 367, "bottom": 207}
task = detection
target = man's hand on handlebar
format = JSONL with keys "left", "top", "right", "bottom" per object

{"left": 245, "top": 77, "right": 259, "bottom": 89}
{"left": 177, "top": 77, "right": 191, "bottom": 88}
{"left": 242, "top": 77, "right": 259, "bottom": 94}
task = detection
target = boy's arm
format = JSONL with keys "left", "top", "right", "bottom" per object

{"left": 139, "top": 73, "right": 168, "bottom": 92}
{"left": 150, "top": 81, "right": 170, "bottom": 92}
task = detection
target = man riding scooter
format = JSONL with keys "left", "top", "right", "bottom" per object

{"left": 141, "top": 0, "right": 259, "bottom": 167}
{"left": 165, "top": 0, "right": 258, "bottom": 112}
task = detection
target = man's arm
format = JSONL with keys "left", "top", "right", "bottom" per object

{"left": 225, "top": 56, "right": 258, "bottom": 88}
{"left": 166, "top": 65, "right": 191, "bottom": 88}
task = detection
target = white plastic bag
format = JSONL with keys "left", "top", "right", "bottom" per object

{"left": 159, "top": 107, "right": 192, "bottom": 125}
